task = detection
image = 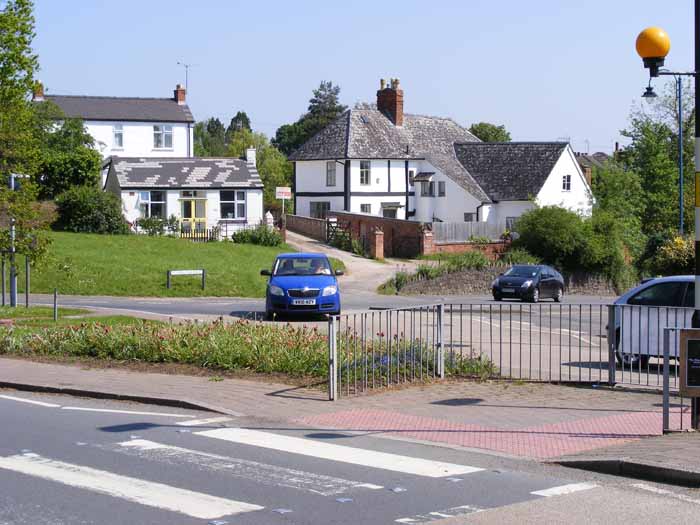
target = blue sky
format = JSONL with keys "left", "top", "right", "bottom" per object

{"left": 34, "top": 0, "right": 689, "bottom": 153}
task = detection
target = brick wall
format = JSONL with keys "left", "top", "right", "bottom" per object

{"left": 329, "top": 211, "right": 427, "bottom": 258}
{"left": 285, "top": 214, "right": 327, "bottom": 242}
{"left": 433, "top": 241, "right": 509, "bottom": 260}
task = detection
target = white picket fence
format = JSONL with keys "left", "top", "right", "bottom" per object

{"left": 431, "top": 222, "right": 507, "bottom": 243}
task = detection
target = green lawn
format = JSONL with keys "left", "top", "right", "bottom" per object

{"left": 17, "top": 232, "right": 347, "bottom": 298}
{"left": 18, "top": 232, "right": 291, "bottom": 297}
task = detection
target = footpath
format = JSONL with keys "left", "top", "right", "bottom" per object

{"left": 1, "top": 356, "right": 697, "bottom": 485}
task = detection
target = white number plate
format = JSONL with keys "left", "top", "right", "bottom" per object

{"left": 502, "top": 288, "right": 515, "bottom": 293}
{"left": 292, "top": 299, "right": 316, "bottom": 306}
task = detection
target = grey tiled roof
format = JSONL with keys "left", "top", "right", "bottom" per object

{"left": 575, "top": 152, "right": 611, "bottom": 170}
{"left": 105, "top": 157, "right": 263, "bottom": 189}
{"left": 45, "top": 95, "right": 194, "bottom": 123}
{"left": 454, "top": 142, "right": 569, "bottom": 201}
{"left": 289, "top": 108, "right": 489, "bottom": 201}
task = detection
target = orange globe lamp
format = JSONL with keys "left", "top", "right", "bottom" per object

{"left": 636, "top": 27, "right": 671, "bottom": 76}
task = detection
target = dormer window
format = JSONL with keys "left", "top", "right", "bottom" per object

{"left": 113, "top": 125, "right": 123, "bottom": 149}
{"left": 153, "top": 125, "right": 173, "bottom": 149}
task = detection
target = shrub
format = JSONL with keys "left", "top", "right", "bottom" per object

{"left": 444, "top": 251, "right": 489, "bottom": 272}
{"left": 136, "top": 215, "right": 179, "bottom": 236}
{"left": 501, "top": 248, "right": 540, "bottom": 265}
{"left": 648, "top": 235, "right": 694, "bottom": 275}
{"left": 468, "top": 235, "right": 490, "bottom": 246}
{"left": 53, "top": 186, "right": 130, "bottom": 234}
{"left": 232, "top": 224, "right": 282, "bottom": 246}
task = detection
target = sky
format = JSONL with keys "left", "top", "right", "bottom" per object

{"left": 33, "top": 0, "right": 691, "bottom": 153}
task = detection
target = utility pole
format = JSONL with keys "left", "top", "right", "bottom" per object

{"left": 9, "top": 174, "right": 17, "bottom": 308}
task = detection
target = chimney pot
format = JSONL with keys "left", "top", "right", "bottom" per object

{"left": 380, "top": 78, "right": 386, "bottom": 90}
{"left": 32, "top": 81, "right": 44, "bottom": 102}
{"left": 376, "top": 77, "right": 404, "bottom": 127}
{"left": 174, "top": 84, "right": 186, "bottom": 105}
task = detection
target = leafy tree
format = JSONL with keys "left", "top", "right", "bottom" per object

{"left": 34, "top": 118, "right": 102, "bottom": 198}
{"left": 0, "top": 0, "right": 41, "bottom": 179}
{"left": 54, "top": 185, "right": 130, "bottom": 234}
{"left": 273, "top": 81, "right": 347, "bottom": 155}
{"left": 226, "top": 110, "right": 251, "bottom": 139}
{"left": 468, "top": 122, "right": 511, "bottom": 142}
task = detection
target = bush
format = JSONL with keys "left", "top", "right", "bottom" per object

{"left": 232, "top": 224, "right": 282, "bottom": 246}
{"left": 501, "top": 248, "right": 540, "bottom": 265}
{"left": 136, "top": 215, "right": 179, "bottom": 236}
{"left": 468, "top": 235, "right": 490, "bottom": 246}
{"left": 53, "top": 186, "right": 130, "bottom": 234}
{"left": 648, "top": 235, "right": 694, "bottom": 275}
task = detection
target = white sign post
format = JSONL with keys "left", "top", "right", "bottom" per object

{"left": 275, "top": 186, "right": 292, "bottom": 215}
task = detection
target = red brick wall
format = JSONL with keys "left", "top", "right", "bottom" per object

{"left": 285, "top": 214, "right": 327, "bottom": 242}
{"left": 329, "top": 211, "right": 425, "bottom": 257}
{"left": 433, "top": 241, "right": 509, "bottom": 260}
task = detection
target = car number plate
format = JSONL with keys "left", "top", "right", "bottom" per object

{"left": 292, "top": 299, "right": 316, "bottom": 306}
{"left": 502, "top": 288, "right": 515, "bottom": 293}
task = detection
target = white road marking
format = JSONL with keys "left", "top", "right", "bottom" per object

{"left": 395, "top": 504, "right": 483, "bottom": 523}
{"left": 196, "top": 428, "right": 483, "bottom": 478}
{"left": 60, "top": 406, "right": 189, "bottom": 418}
{"left": 0, "top": 453, "right": 263, "bottom": 519}
{"left": 116, "top": 439, "right": 383, "bottom": 496}
{"left": 633, "top": 483, "right": 700, "bottom": 505}
{"left": 176, "top": 416, "right": 235, "bottom": 427}
{"left": 531, "top": 482, "right": 598, "bottom": 497}
{"left": 0, "top": 394, "right": 60, "bottom": 408}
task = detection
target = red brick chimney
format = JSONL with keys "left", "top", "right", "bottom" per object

{"left": 32, "top": 81, "right": 44, "bottom": 102}
{"left": 174, "top": 84, "right": 186, "bottom": 105}
{"left": 376, "top": 78, "right": 404, "bottom": 126}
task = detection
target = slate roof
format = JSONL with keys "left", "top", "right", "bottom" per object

{"left": 575, "top": 152, "right": 611, "bottom": 170}
{"left": 289, "top": 108, "right": 489, "bottom": 201}
{"left": 104, "top": 157, "right": 263, "bottom": 190}
{"left": 45, "top": 95, "right": 194, "bottom": 123}
{"left": 454, "top": 142, "right": 569, "bottom": 201}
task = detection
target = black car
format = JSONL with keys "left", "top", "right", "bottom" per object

{"left": 492, "top": 265, "right": 564, "bottom": 303}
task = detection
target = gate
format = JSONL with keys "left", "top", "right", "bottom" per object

{"left": 326, "top": 220, "right": 351, "bottom": 249}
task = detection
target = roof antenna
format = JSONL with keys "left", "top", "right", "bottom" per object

{"left": 176, "top": 61, "right": 196, "bottom": 92}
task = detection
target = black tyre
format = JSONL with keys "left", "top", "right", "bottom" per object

{"left": 614, "top": 330, "right": 650, "bottom": 368}
{"left": 529, "top": 287, "right": 540, "bottom": 303}
{"left": 493, "top": 293, "right": 502, "bottom": 302}
{"left": 554, "top": 287, "right": 563, "bottom": 303}
{"left": 264, "top": 310, "right": 274, "bottom": 321}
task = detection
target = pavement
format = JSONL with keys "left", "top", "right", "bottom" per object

{"left": 1, "top": 356, "right": 697, "bottom": 489}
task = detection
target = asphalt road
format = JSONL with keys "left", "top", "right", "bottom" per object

{"left": 0, "top": 390, "right": 697, "bottom": 524}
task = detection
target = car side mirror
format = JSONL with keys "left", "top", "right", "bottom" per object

{"left": 335, "top": 270, "right": 344, "bottom": 276}
{"left": 260, "top": 269, "right": 271, "bottom": 276}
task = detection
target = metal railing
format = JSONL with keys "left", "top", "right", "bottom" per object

{"left": 327, "top": 303, "right": 694, "bottom": 399}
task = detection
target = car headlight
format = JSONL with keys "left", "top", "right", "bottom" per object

{"left": 521, "top": 280, "right": 533, "bottom": 288}
{"left": 322, "top": 285, "right": 338, "bottom": 296}
{"left": 269, "top": 285, "right": 284, "bottom": 296}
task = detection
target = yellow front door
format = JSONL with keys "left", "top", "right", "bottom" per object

{"left": 181, "top": 199, "right": 207, "bottom": 231}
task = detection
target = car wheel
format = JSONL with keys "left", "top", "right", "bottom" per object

{"left": 530, "top": 288, "right": 539, "bottom": 303}
{"left": 554, "top": 287, "right": 563, "bottom": 303}
{"left": 493, "top": 293, "right": 502, "bottom": 301}
{"left": 613, "top": 331, "right": 650, "bottom": 368}
{"left": 264, "top": 310, "right": 274, "bottom": 321}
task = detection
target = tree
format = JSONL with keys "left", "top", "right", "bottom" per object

{"left": 273, "top": 81, "right": 347, "bottom": 155}
{"left": 468, "top": 122, "right": 511, "bottom": 142}
{"left": 0, "top": 0, "right": 41, "bottom": 179}
{"left": 226, "top": 111, "right": 251, "bottom": 139}
{"left": 54, "top": 185, "right": 130, "bottom": 234}
{"left": 34, "top": 117, "right": 102, "bottom": 199}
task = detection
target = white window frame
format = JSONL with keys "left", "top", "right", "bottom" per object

{"left": 360, "top": 161, "right": 371, "bottom": 185}
{"left": 506, "top": 216, "right": 517, "bottom": 230}
{"left": 139, "top": 190, "right": 166, "bottom": 218}
{"left": 360, "top": 203, "right": 371, "bottom": 214}
{"left": 562, "top": 174, "right": 571, "bottom": 191}
{"left": 421, "top": 181, "right": 435, "bottom": 197}
{"left": 326, "top": 161, "right": 336, "bottom": 187}
{"left": 220, "top": 190, "right": 246, "bottom": 220}
{"left": 113, "top": 124, "right": 123, "bottom": 149}
{"left": 438, "top": 181, "right": 446, "bottom": 197}
{"left": 153, "top": 124, "right": 173, "bottom": 149}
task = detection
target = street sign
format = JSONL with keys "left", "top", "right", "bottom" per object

{"left": 275, "top": 187, "right": 291, "bottom": 199}
{"left": 679, "top": 329, "right": 700, "bottom": 396}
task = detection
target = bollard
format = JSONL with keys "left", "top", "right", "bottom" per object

{"left": 25, "top": 256, "right": 29, "bottom": 308}
{"left": 53, "top": 288, "right": 58, "bottom": 322}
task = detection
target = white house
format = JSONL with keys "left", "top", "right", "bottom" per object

{"left": 103, "top": 149, "right": 264, "bottom": 235}
{"left": 32, "top": 83, "right": 195, "bottom": 160}
{"left": 289, "top": 79, "right": 593, "bottom": 231}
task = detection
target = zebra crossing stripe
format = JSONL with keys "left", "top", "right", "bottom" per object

{"left": 0, "top": 453, "right": 263, "bottom": 519}
{"left": 196, "top": 428, "right": 483, "bottom": 478}
{"left": 176, "top": 416, "right": 234, "bottom": 427}
{"left": 117, "top": 439, "right": 383, "bottom": 496}
{"left": 531, "top": 482, "right": 598, "bottom": 497}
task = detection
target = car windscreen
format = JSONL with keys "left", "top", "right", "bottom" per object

{"left": 504, "top": 266, "right": 539, "bottom": 278}
{"left": 273, "top": 257, "right": 332, "bottom": 276}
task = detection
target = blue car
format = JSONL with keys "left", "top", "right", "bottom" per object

{"left": 261, "top": 253, "right": 343, "bottom": 320}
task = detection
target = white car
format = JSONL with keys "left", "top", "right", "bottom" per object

{"left": 613, "top": 276, "right": 694, "bottom": 367}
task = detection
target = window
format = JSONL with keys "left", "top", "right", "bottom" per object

{"left": 505, "top": 216, "right": 517, "bottom": 230}
{"left": 421, "top": 181, "right": 435, "bottom": 197}
{"left": 382, "top": 208, "right": 397, "bottom": 218}
{"left": 274, "top": 256, "right": 332, "bottom": 276}
{"left": 562, "top": 174, "right": 571, "bottom": 191}
{"left": 113, "top": 125, "right": 123, "bottom": 149}
{"left": 360, "top": 203, "right": 371, "bottom": 214}
{"left": 326, "top": 161, "right": 336, "bottom": 187}
{"left": 464, "top": 213, "right": 476, "bottom": 222}
{"left": 153, "top": 125, "right": 173, "bottom": 149}
{"left": 181, "top": 190, "right": 204, "bottom": 198}
{"left": 220, "top": 190, "right": 246, "bottom": 219}
{"left": 139, "top": 190, "right": 166, "bottom": 218}
{"left": 360, "top": 161, "right": 371, "bottom": 185}
{"left": 628, "top": 282, "right": 685, "bottom": 307}
{"left": 684, "top": 283, "right": 695, "bottom": 308}
{"left": 408, "top": 170, "right": 416, "bottom": 186}
{"left": 438, "top": 181, "right": 446, "bottom": 197}
{"left": 310, "top": 201, "right": 331, "bottom": 219}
